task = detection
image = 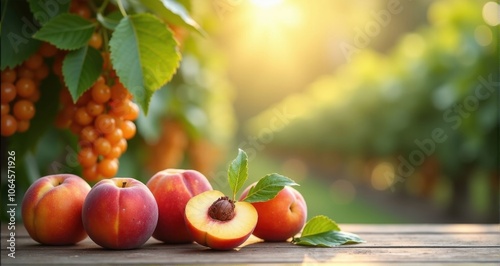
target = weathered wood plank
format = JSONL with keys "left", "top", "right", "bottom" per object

{"left": 2, "top": 246, "right": 499, "bottom": 264}
{"left": 340, "top": 224, "right": 500, "bottom": 234}
{"left": 2, "top": 224, "right": 499, "bottom": 264}
{"left": 5, "top": 232, "right": 500, "bottom": 248}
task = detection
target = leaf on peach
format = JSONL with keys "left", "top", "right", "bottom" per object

{"left": 241, "top": 173, "right": 298, "bottom": 203}
{"left": 228, "top": 149, "right": 248, "bottom": 200}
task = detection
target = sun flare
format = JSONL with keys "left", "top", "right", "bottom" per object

{"left": 251, "top": 0, "right": 284, "bottom": 9}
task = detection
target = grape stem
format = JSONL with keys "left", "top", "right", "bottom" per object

{"left": 97, "top": 0, "right": 110, "bottom": 14}
{"left": 117, "top": 0, "right": 128, "bottom": 18}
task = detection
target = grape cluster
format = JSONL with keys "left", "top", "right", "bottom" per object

{"left": 1, "top": 42, "right": 57, "bottom": 137}
{"left": 56, "top": 77, "right": 138, "bottom": 181}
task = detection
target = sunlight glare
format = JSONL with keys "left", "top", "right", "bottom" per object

{"left": 251, "top": 0, "right": 283, "bottom": 9}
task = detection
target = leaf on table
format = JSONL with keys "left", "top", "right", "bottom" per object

{"left": 292, "top": 215, "right": 365, "bottom": 247}
{"left": 33, "top": 13, "right": 95, "bottom": 50}
{"left": 242, "top": 173, "right": 298, "bottom": 203}
{"left": 292, "top": 230, "right": 365, "bottom": 247}
{"left": 228, "top": 149, "right": 248, "bottom": 200}
{"left": 62, "top": 45, "right": 103, "bottom": 102}
{"left": 109, "top": 13, "right": 180, "bottom": 114}
{"left": 301, "top": 215, "right": 341, "bottom": 237}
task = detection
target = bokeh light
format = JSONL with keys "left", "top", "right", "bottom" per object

{"left": 482, "top": 1, "right": 500, "bottom": 26}
{"left": 371, "top": 162, "right": 395, "bottom": 191}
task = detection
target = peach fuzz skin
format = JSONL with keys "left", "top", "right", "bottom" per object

{"left": 184, "top": 190, "right": 258, "bottom": 250}
{"left": 146, "top": 169, "right": 212, "bottom": 243}
{"left": 21, "top": 174, "right": 91, "bottom": 245}
{"left": 240, "top": 185, "right": 307, "bottom": 242}
{"left": 82, "top": 178, "right": 158, "bottom": 249}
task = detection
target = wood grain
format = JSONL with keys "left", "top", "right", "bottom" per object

{"left": 2, "top": 224, "right": 499, "bottom": 264}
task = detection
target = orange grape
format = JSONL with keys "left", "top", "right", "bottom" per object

{"left": 1, "top": 104, "right": 9, "bottom": 116}
{"left": 1, "top": 115, "right": 17, "bottom": 136}
{"left": 95, "top": 114, "right": 116, "bottom": 134}
{"left": 82, "top": 165, "right": 99, "bottom": 181}
{"left": 17, "top": 66, "right": 35, "bottom": 79}
{"left": 89, "top": 32, "right": 103, "bottom": 49}
{"left": 13, "top": 100, "right": 35, "bottom": 120}
{"left": 123, "top": 101, "right": 139, "bottom": 120}
{"left": 38, "top": 42, "right": 58, "bottom": 58}
{"left": 78, "top": 147, "right": 98, "bottom": 168}
{"left": 16, "top": 78, "right": 36, "bottom": 98}
{"left": 86, "top": 100, "right": 104, "bottom": 117}
{"left": 97, "top": 158, "right": 118, "bottom": 178}
{"left": 94, "top": 137, "right": 112, "bottom": 156}
{"left": 16, "top": 120, "right": 30, "bottom": 133}
{"left": 105, "top": 128, "right": 123, "bottom": 145}
{"left": 1, "top": 68, "right": 17, "bottom": 83}
{"left": 91, "top": 83, "right": 111, "bottom": 104}
{"left": 24, "top": 53, "right": 44, "bottom": 70}
{"left": 80, "top": 125, "right": 99, "bottom": 143}
{"left": 1, "top": 82, "right": 17, "bottom": 103}
{"left": 121, "top": 120, "right": 136, "bottom": 140}
{"left": 74, "top": 107, "right": 93, "bottom": 126}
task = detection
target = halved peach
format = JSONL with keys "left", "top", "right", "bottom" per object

{"left": 184, "top": 190, "right": 257, "bottom": 250}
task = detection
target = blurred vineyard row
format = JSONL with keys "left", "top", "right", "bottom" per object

{"left": 246, "top": 0, "right": 498, "bottom": 222}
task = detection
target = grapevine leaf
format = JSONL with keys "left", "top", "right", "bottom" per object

{"left": 109, "top": 13, "right": 181, "bottom": 114}
{"left": 140, "top": 0, "right": 203, "bottom": 35}
{"left": 228, "top": 149, "right": 248, "bottom": 200}
{"left": 28, "top": 0, "right": 70, "bottom": 25}
{"left": 301, "top": 215, "right": 341, "bottom": 237}
{"left": 33, "top": 13, "right": 95, "bottom": 50}
{"left": 62, "top": 45, "right": 103, "bottom": 102}
{"left": 242, "top": 174, "right": 298, "bottom": 203}
{"left": 1, "top": 0, "right": 41, "bottom": 69}
{"left": 292, "top": 231, "right": 365, "bottom": 247}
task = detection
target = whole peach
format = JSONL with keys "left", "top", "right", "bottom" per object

{"left": 22, "top": 174, "right": 91, "bottom": 245}
{"left": 240, "top": 184, "right": 307, "bottom": 241}
{"left": 146, "top": 169, "right": 212, "bottom": 243}
{"left": 82, "top": 177, "right": 158, "bottom": 249}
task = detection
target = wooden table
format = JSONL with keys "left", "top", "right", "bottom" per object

{"left": 2, "top": 224, "right": 499, "bottom": 265}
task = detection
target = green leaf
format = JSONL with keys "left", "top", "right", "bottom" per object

{"left": 301, "top": 215, "right": 341, "bottom": 237}
{"left": 109, "top": 13, "right": 181, "bottom": 114}
{"left": 62, "top": 46, "right": 103, "bottom": 102}
{"left": 1, "top": 0, "right": 41, "bottom": 69}
{"left": 97, "top": 11, "right": 123, "bottom": 31}
{"left": 33, "top": 13, "right": 95, "bottom": 50}
{"left": 292, "top": 230, "right": 365, "bottom": 247}
{"left": 228, "top": 149, "right": 248, "bottom": 200}
{"left": 28, "top": 0, "right": 70, "bottom": 25}
{"left": 242, "top": 173, "right": 299, "bottom": 203}
{"left": 292, "top": 215, "right": 364, "bottom": 247}
{"left": 140, "top": 0, "right": 204, "bottom": 35}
